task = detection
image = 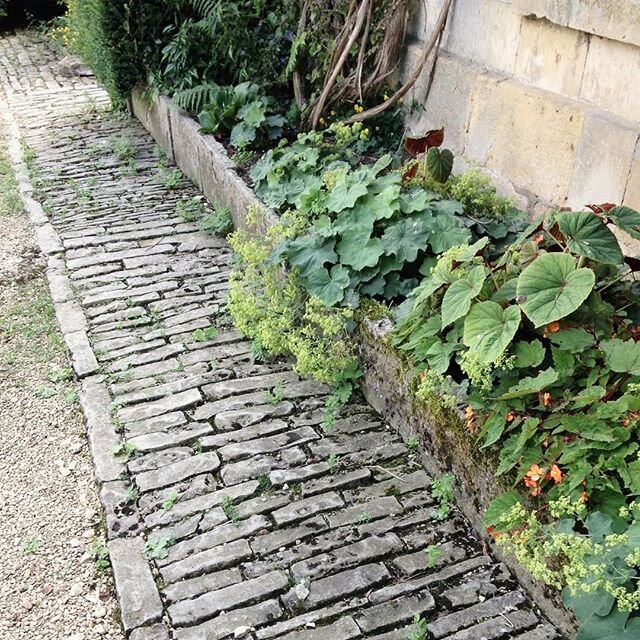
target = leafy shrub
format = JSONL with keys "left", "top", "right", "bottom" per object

{"left": 227, "top": 206, "right": 359, "bottom": 393}
{"left": 393, "top": 207, "right": 640, "bottom": 512}
{"left": 63, "top": 0, "right": 175, "bottom": 107}
{"left": 159, "top": 0, "right": 298, "bottom": 96}
{"left": 196, "top": 83, "right": 284, "bottom": 150}
{"left": 251, "top": 128, "right": 526, "bottom": 310}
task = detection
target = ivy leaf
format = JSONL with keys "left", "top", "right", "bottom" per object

{"left": 549, "top": 328, "right": 595, "bottom": 353}
{"left": 426, "top": 147, "right": 454, "bottom": 183}
{"left": 608, "top": 205, "right": 640, "bottom": 240}
{"left": 500, "top": 368, "right": 560, "bottom": 400}
{"left": 463, "top": 302, "right": 521, "bottom": 363}
{"left": 305, "top": 264, "right": 350, "bottom": 306}
{"left": 513, "top": 340, "right": 545, "bottom": 368}
{"left": 326, "top": 176, "right": 369, "bottom": 212}
{"left": 601, "top": 339, "right": 640, "bottom": 376}
{"left": 483, "top": 492, "right": 524, "bottom": 530}
{"left": 336, "top": 226, "right": 384, "bottom": 271}
{"left": 557, "top": 211, "right": 623, "bottom": 264}
{"left": 428, "top": 215, "right": 472, "bottom": 254}
{"left": 381, "top": 218, "right": 431, "bottom": 263}
{"left": 287, "top": 234, "right": 337, "bottom": 278}
{"left": 441, "top": 266, "right": 486, "bottom": 328}
{"left": 517, "top": 253, "right": 596, "bottom": 327}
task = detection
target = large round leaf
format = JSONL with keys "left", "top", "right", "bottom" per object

{"left": 557, "top": 211, "right": 623, "bottom": 264}
{"left": 463, "top": 301, "right": 521, "bottom": 363}
{"left": 517, "top": 253, "right": 595, "bottom": 328}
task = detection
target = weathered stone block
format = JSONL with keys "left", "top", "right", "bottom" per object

{"left": 580, "top": 36, "right": 640, "bottom": 124}
{"left": 515, "top": 17, "right": 588, "bottom": 97}
{"left": 567, "top": 113, "right": 639, "bottom": 210}
{"left": 108, "top": 536, "right": 163, "bottom": 632}
{"left": 513, "top": 0, "right": 640, "bottom": 48}
{"left": 466, "top": 74, "right": 585, "bottom": 205}
{"left": 135, "top": 451, "right": 220, "bottom": 493}
{"left": 403, "top": 50, "right": 474, "bottom": 157}
{"left": 131, "top": 89, "right": 174, "bottom": 160}
{"left": 623, "top": 140, "right": 640, "bottom": 212}
{"left": 443, "top": 0, "right": 523, "bottom": 74}
{"left": 168, "top": 571, "right": 288, "bottom": 627}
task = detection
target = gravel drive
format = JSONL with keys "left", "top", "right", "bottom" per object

{"left": 0, "top": 128, "right": 124, "bottom": 640}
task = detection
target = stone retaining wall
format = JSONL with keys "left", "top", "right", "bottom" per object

{"left": 405, "top": 0, "right": 640, "bottom": 249}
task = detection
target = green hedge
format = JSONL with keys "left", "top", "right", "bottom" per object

{"left": 66, "top": 0, "right": 174, "bottom": 108}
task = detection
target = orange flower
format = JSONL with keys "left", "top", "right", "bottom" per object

{"left": 506, "top": 412, "right": 516, "bottom": 423}
{"left": 580, "top": 491, "right": 589, "bottom": 503}
{"left": 534, "top": 233, "right": 545, "bottom": 245}
{"left": 487, "top": 526, "right": 502, "bottom": 541}
{"left": 524, "top": 464, "right": 545, "bottom": 496}
{"left": 542, "top": 392, "right": 552, "bottom": 407}
{"left": 549, "top": 464, "right": 563, "bottom": 484}
{"left": 464, "top": 406, "right": 476, "bottom": 433}
{"left": 526, "top": 464, "right": 545, "bottom": 482}
{"left": 623, "top": 418, "right": 631, "bottom": 427}
{"left": 544, "top": 321, "right": 561, "bottom": 336}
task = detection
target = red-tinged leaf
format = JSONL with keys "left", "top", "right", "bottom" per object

{"left": 402, "top": 163, "right": 419, "bottom": 182}
{"left": 624, "top": 256, "right": 640, "bottom": 272}
{"left": 587, "top": 202, "right": 617, "bottom": 214}
{"left": 404, "top": 128, "right": 445, "bottom": 157}
{"left": 548, "top": 222, "right": 566, "bottom": 243}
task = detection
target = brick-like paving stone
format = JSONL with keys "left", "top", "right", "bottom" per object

{"left": 1, "top": 30, "right": 561, "bottom": 640}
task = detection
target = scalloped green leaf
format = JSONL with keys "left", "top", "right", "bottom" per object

{"left": 305, "top": 264, "right": 350, "bottom": 306}
{"left": 517, "top": 253, "right": 595, "bottom": 327}
{"left": 557, "top": 211, "right": 623, "bottom": 264}
{"left": 441, "top": 266, "right": 486, "bottom": 328}
{"left": 513, "top": 340, "right": 545, "bottom": 368}
{"left": 286, "top": 234, "right": 337, "bottom": 278}
{"left": 600, "top": 339, "right": 640, "bottom": 376}
{"left": 336, "top": 226, "right": 384, "bottom": 271}
{"left": 427, "top": 214, "right": 472, "bottom": 254}
{"left": 381, "top": 217, "right": 431, "bottom": 263}
{"left": 463, "top": 301, "right": 521, "bottom": 363}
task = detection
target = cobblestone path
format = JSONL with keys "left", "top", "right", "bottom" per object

{"left": 1, "top": 32, "right": 560, "bottom": 640}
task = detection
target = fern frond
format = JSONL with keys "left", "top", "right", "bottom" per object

{"left": 172, "top": 83, "right": 220, "bottom": 113}
{"left": 183, "top": 0, "right": 222, "bottom": 19}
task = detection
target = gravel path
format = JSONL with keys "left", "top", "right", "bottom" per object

{"left": 0, "top": 30, "right": 561, "bottom": 640}
{"left": 0, "top": 119, "right": 125, "bottom": 640}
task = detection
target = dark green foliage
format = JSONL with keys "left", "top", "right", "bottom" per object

{"left": 66, "top": 0, "right": 176, "bottom": 108}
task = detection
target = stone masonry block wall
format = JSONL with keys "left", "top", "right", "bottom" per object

{"left": 405, "top": 0, "right": 640, "bottom": 243}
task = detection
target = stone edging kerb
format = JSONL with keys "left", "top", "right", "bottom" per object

{"left": 0, "top": 97, "right": 170, "bottom": 639}
{"left": 130, "top": 87, "right": 578, "bottom": 638}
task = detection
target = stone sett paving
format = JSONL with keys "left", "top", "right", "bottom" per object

{"left": 1, "top": 31, "right": 561, "bottom": 640}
